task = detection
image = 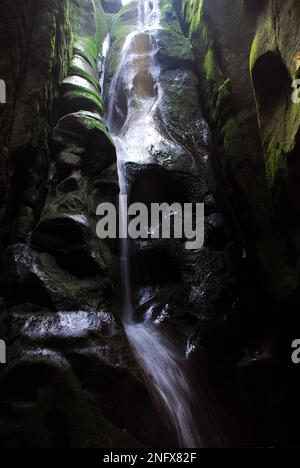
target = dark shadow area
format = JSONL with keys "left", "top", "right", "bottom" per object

{"left": 101, "top": 0, "right": 122, "bottom": 14}
{"left": 44, "top": 410, "right": 70, "bottom": 448}
{"left": 131, "top": 249, "right": 181, "bottom": 289}
{"left": 69, "top": 353, "right": 171, "bottom": 448}
{"left": 54, "top": 249, "right": 103, "bottom": 279}
{"left": 252, "top": 51, "right": 290, "bottom": 108}
{"left": 243, "top": 0, "right": 269, "bottom": 15}
{"left": 0, "top": 363, "right": 57, "bottom": 404}
{"left": 32, "top": 217, "right": 85, "bottom": 252}
{"left": 129, "top": 165, "right": 188, "bottom": 206}
{"left": 287, "top": 129, "right": 300, "bottom": 225}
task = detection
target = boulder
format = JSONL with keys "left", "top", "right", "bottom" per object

{"left": 60, "top": 90, "right": 104, "bottom": 116}
{"left": 61, "top": 76, "right": 100, "bottom": 100}
{"left": 3, "top": 242, "right": 112, "bottom": 312}
{"left": 74, "top": 37, "right": 98, "bottom": 68}
{"left": 69, "top": 54, "right": 99, "bottom": 88}
{"left": 0, "top": 307, "right": 168, "bottom": 448}
{"left": 155, "top": 2, "right": 194, "bottom": 71}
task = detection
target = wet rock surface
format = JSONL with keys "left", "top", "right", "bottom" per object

{"left": 0, "top": 0, "right": 169, "bottom": 449}
{"left": 0, "top": 309, "right": 168, "bottom": 448}
{"left": 110, "top": 1, "right": 241, "bottom": 345}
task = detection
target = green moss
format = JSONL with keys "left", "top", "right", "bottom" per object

{"left": 249, "top": 15, "right": 276, "bottom": 72}
{"left": 94, "top": 0, "right": 110, "bottom": 50}
{"left": 61, "top": 89, "right": 104, "bottom": 116}
{"left": 265, "top": 144, "right": 281, "bottom": 186}
{"left": 70, "top": 54, "right": 99, "bottom": 88}
{"left": 218, "top": 78, "right": 231, "bottom": 94}
{"left": 204, "top": 49, "right": 214, "bottom": 81}
{"left": 212, "top": 79, "right": 233, "bottom": 125}
{"left": 111, "top": 1, "right": 137, "bottom": 43}
{"left": 70, "top": 0, "right": 111, "bottom": 56}
{"left": 249, "top": 31, "right": 260, "bottom": 72}
{"left": 155, "top": 0, "right": 194, "bottom": 66}
{"left": 54, "top": 111, "right": 115, "bottom": 150}
{"left": 179, "top": 0, "right": 204, "bottom": 38}
{"left": 74, "top": 36, "right": 98, "bottom": 67}
{"left": 106, "top": 2, "right": 138, "bottom": 78}
{"left": 61, "top": 76, "right": 100, "bottom": 101}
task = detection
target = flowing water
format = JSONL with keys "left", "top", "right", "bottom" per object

{"left": 104, "top": 0, "right": 215, "bottom": 448}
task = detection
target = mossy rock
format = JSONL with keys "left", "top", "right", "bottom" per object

{"left": 156, "top": 1, "right": 194, "bottom": 70}
{"left": 69, "top": 54, "right": 99, "bottom": 88}
{"left": 31, "top": 249, "right": 110, "bottom": 311}
{"left": 61, "top": 76, "right": 100, "bottom": 100}
{"left": 203, "top": 49, "right": 214, "bottom": 81}
{"left": 53, "top": 111, "right": 116, "bottom": 171}
{"left": 212, "top": 79, "right": 233, "bottom": 127}
{"left": 69, "top": 0, "right": 97, "bottom": 37}
{"left": 4, "top": 240, "right": 111, "bottom": 312}
{"left": 179, "top": 0, "right": 204, "bottom": 38}
{"left": 113, "top": 0, "right": 138, "bottom": 28}
{"left": 60, "top": 89, "right": 104, "bottom": 116}
{"left": 74, "top": 37, "right": 98, "bottom": 67}
{"left": 159, "top": 69, "right": 203, "bottom": 133}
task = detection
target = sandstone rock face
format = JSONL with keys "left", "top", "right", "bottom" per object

{"left": 174, "top": 0, "right": 300, "bottom": 447}
{"left": 176, "top": 0, "right": 300, "bottom": 300}
{"left": 0, "top": 309, "right": 167, "bottom": 448}
{"left": 0, "top": 0, "right": 72, "bottom": 243}
{"left": 0, "top": 0, "right": 168, "bottom": 448}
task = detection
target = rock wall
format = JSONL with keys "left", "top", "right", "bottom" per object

{"left": 174, "top": 0, "right": 300, "bottom": 447}
{"left": 0, "top": 0, "right": 72, "bottom": 245}
{"left": 176, "top": 0, "right": 300, "bottom": 300}
{"left": 0, "top": 0, "right": 167, "bottom": 448}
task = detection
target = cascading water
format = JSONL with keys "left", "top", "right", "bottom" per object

{"left": 104, "top": 0, "right": 222, "bottom": 448}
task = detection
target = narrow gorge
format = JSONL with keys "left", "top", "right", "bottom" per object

{"left": 0, "top": 0, "right": 300, "bottom": 449}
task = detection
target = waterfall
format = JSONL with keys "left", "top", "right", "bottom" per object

{"left": 104, "top": 0, "right": 221, "bottom": 449}
{"left": 99, "top": 33, "right": 110, "bottom": 93}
